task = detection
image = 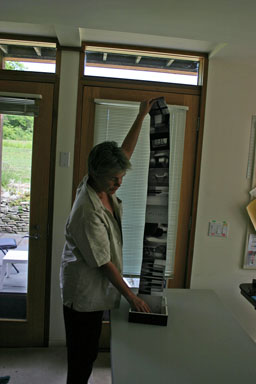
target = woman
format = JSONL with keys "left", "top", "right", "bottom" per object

{"left": 60, "top": 99, "right": 154, "bottom": 383}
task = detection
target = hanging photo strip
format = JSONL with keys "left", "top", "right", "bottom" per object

{"left": 138, "top": 97, "right": 170, "bottom": 313}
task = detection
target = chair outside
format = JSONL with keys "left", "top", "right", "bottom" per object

{"left": 0, "top": 238, "right": 18, "bottom": 272}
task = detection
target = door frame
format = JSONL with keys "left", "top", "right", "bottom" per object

{"left": 0, "top": 72, "right": 58, "bottom": 346}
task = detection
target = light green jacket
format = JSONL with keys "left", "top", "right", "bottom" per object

{"left": 60, "top": 176, "right": 123, "bottom": 312}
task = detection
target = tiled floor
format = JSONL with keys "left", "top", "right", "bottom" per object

{"left": 0, "top": 235, "right": 111, "bottom": 382}
{"left": 0, "top": 347, "right": 111, "bottom": 384}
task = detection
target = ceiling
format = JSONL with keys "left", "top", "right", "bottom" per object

{"left": 0, "top": 0, "right": 256, "bottom": 58}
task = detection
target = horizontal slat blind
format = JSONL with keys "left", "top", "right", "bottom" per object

{"left": 93, "top": 100, "right": 187, "bottom": 277}
{"left": 0, "top": 97, "right": 40, "bottom": 116}
{"left": 166, "top": 106, "right": 188, "bottom": 276}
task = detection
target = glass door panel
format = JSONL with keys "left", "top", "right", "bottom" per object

{"left": 0, "top": 80, "right": 54, "bottom": 346}
{"left": 78, "top": 85, "right": 200, "bottom": 288}
{"left": 0, "top": 113, "right": 33, "bottom": 319}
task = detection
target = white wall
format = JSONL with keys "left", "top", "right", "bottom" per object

{"left": 49, "top": 52, "right": 256, "bottom": 344}
{"left": 49, "top": 50, "right": 80, "bottom": 345}
{"left": 191, "top": 57, "right": 256, "bottom": 341}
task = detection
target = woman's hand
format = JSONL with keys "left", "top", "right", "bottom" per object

{"left": 121, "top": 97, "right": 164, "bottom": 160}
{"left": 128, "top": 292, "right": 151, "bottom": 313}
{"left": 101, "top": 261, "right": 151, "bottom": 312}
{"left": 138, "top": 98, "right": 155, "bottom": 118}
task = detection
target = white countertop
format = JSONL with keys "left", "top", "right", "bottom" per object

{"left": 111, "top": 289, "right": 256, "bottom": 384}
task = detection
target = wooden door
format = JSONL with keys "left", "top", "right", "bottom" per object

{"left": 75, "top": 83, "right": 200, "bottom": 288}
{"left": 0, "top": 80, "right": 55, "bottom": 346}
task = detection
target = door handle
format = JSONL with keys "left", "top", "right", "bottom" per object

{"left": 29, "top": 234, "right": 40, "bottom": 240}
{"left": 25, "top": 225, "right": 40, "bottom": 240}
{"left": 23, "top": 234, "right": 40, "bottom": 240}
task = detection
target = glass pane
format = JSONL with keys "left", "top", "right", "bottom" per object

{"left": 4, "top": 61, "right": 56, "bottom": 73}
{"left": 0, "top": 112, "right": 33, "bottom": 319}
{"left": 84, "top": 49, "right": 199, "bottom": 85}
{"left": 93, "top": 101, "right": 187, "bottom": 278}
{"left": 93, "top": 102, "right": 149, "bottom": 276}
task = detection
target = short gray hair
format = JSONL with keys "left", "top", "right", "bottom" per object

{"left": 88, "top": 141, "right": 131, "bottom": 179}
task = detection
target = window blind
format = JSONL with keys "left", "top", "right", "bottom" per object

{"left": 0, "top": 93, "right": 41, "bottom": 116}
{"left": 93, "top": 100, "right": 188, "bottom": 278}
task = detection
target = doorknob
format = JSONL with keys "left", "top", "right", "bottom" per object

{"left": 27, "top": 225, "right": 40, "bottom": 240}
{"left": 23, "top": 229, "right": 40, "bottom": 240}
{"left": 27, "top": 234, "right": 40, "bottom": 240}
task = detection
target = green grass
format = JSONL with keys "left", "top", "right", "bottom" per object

{"left": 2, "top": 140, "right": 32, "bottom": 187}
{"left": 3, "top": 140, "right": 32, "bottom": 149}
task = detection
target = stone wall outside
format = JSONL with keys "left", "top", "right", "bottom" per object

{"left": 0, "top": 189, "right": 30, "bottom": 235}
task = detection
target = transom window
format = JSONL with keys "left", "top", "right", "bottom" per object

{"left": 84, "top": 44, "right": 203, "bottom": 86}
{"left": 0, "top": 38, "right": 57, "bottom": 73}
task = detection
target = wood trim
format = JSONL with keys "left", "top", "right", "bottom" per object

{"left": 5, "top": 57, "right": 56, "bottom": 64}
{"left": 82, "top": 41, "right": 208, "bottom": 59}
{"left": 185, "top": 56, "right": 209, "bottom": 288}
{"left": 81, "top": 76, "right": 201, "bottom": 96}
{"left": 79, "top": 49, "right": 86, "bottom": 77}
{"left": 0, "top": 69, "right": 57, "bottom": 83}
{"left": 198, "top": 57, "right": 205, "bottom": 86}
{"left": 28, "top": 83, "right": 54, "bottom": 346}
{"left": 43, "top": 77, "right": 60, "bottom": 345}
{"left": 0, "top": 51, "right": 4, "bottom": 69}
{"left": 168, "top": 93, "right": 200, "bottom": 288}
{"left": 55, "top": 46, "right": 62, "bottom": 78}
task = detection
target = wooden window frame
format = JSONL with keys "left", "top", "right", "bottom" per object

{"left": 82, "top": 41, "right": 207, "bottom": 86}
{"left": 0, "top": 33, "right": 60, "bottom": 76}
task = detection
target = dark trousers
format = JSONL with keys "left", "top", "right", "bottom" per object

{"left": 63, "top": 305, "right": 104, "bottom": 384}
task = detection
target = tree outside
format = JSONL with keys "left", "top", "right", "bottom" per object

{"left": 4, "top": 61, "right": 27, "bottom": 71}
